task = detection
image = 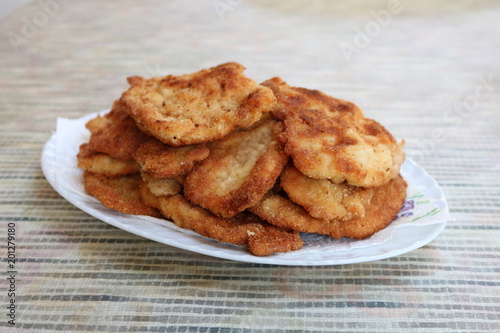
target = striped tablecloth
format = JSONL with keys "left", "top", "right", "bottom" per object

{"left": 1, "top": 0, "right": 498, "bottom": 332}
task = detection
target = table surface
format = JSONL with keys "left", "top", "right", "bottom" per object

{"left": 1, "top": 0, "right": 499, "bottom": 332}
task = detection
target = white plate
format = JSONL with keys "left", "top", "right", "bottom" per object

{"left": 41, "top": 112, "right": 450, "bottom": 266}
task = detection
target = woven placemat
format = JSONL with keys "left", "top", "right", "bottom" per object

{"left": 0, "top": 0, "right": 498, "bottom": 332}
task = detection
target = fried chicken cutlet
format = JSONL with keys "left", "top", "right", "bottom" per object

{"left": 263, "top": 77, "right": 405, "bottom": 187}
{"left": 83, "top": 172, "right": 161, "bottom": 218}
{"left": 183, "top": 120, "right": 288, "bottom": 218}
{"left": 279, "top": 108, "right": 405, "bottom": 187}
{"left": 280, "top": 163, "right": 374, "bottom": 221}
{"left": 121, "top": 62, "right": 277, "bottom": 146}
{"left": 158, "top": 194, "right": 303, "bottom": 256}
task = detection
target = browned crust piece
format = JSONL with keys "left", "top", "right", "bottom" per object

{"left": 246, "top": 225, "right": 304, "bottom": 257}
{"left": 261, "top": 77, "right": 365, "bottom": 120}
{"left": 278, "top": 108, "right": 405, "bottom": 187}
{"left": 183, "top": 120, "right": 289, "bottom": 218}
{"left": 77, "top": 143, "right": 139, "bottom": 178}
{"left": 157, "top": 194, "right": 303, "bottom": 256}
{"left": 133, "top": 138, "right": 209, "bottom": 179}
{"left": 280, "top": 163, "right": 374, "bottom": 221}
{"left": 121, "top": 62, "right": 277, "bottom": 146}
{"left": 88, "top": 100, "right": 151, "bottom": 160}
{"left": 140, "top": 172, "right": 182, "bottom": 197}
{"left": 85, "top": 114, "right": 112, "bottom": 134}
{"left": 138, "top": 182, "right": 162, "bottom": 210}
{"left": 83, "top": 172, "right": 161, "bottom": 218}
{"left": 250, "top": 174, "right": 407, "bottom": 240}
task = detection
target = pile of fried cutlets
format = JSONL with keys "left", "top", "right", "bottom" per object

{"left": 77, "top": 62, "right": 406, "bottom": 256}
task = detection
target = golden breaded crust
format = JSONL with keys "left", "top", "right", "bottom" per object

{"left": 250, "top": 174, "right": 407, "bottom": 239}
{"left": 279, "top": 108, "right": 405, "bottom": 187}
{"left": 158, "top": 194, "right": 303, "bottom": 256}
{"left": 280, "top": 164, "right": 374, "bottom": 221}
{"left": 138, "top": 182, "right": 162, "bottom": 210}
{"left": 158, "top": 195, "right": 264, "bottom": 246}
{"left": 250, "top": 193, "right": 335, "bottom": 236}
{"left": 262, "top": 77, "right": 365, "bottom": 120}
{"left": 77, "top": 143, "right": 139, "bottom": 178}
{"left": 83, "top": 172, "right": 161, "bottom": 218}
{"left": 183, "top": 120, "right": 289, "bottom": 218}
{"left": 84, "top": 100, "right": 133, "bottom": 134}
{"left": 246, "top": 225, "right": 304, "bottom": 256}
{"left": 331, "top": 174, "right": 407, "bottom": 239}
{"left": 88, "top": 100, "right": 150, "bottom": 160}
{"left": 85, "top": 115, "right": 111, "bottom": 134}
{"left": 121, "top": 62, "right": 277, "bottom": 146}
{"left": 85, "top": 102, "right": 121, "bottom": 135}
{"left": 140, "top": 172, "right": 182, "bottom": 197}
{"left": 133, "top": 138, "right": 209, "bottom": 179}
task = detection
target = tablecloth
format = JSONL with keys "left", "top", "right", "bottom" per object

{"left": 0, "top": 0, "right": 499, "bottom": 332}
